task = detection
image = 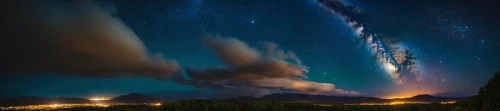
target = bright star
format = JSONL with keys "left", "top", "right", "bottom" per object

{"left": 323, "top": 72, "right": 326, "bottom": 75}
{"left": 251, "top": 20, "right": 255, "bottom": 24}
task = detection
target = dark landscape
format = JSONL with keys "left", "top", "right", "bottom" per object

{"left": 1, "top": 0, "right": 500, "bottom": 111}
{"left": 0, "top": 93, "right": 468, "bottom": 107}
{"left": 2, "top": 71, "right": 499, "bottom": 110}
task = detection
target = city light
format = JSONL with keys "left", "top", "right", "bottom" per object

{"left": 0, "top": 103, "right": 161, "bottom": 110}
{"left": 49, "top": 104, "right": 59, "bottom": 108}
{"left": 90, "top": 98, "right": 107, "bottom": 101}
{"left": 440, "top": 101, "right": 457, "bottom": 104}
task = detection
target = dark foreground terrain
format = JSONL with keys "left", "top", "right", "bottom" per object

{"left": 0, "top": 100, "right": 487, "bottom": 111}
{"left": 2, "top": 71, "right": 499, "bottom": 111}
{"left": 0, "top": 100, "right": 462, "bottom": 111}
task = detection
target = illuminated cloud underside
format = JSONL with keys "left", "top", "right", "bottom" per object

{"left": 173, "top": 34, "right": 360, "bottom": 96}
{"left": 0, "top": 0, "right": 181, "bottom": 78}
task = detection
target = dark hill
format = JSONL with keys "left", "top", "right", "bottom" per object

{"left": 0, "top": 96, "right": 92, "bottom": 106}
{"left": 392, "top": 94, "right": 468, "bottom": 102}
{"left": 0, "top": 93, "right": 160, "bottom": 106}
{"left": 144, "top": 91, "right": 213, "bottom": 101}
{"left": 258, "top": 93, "right": 385, "bottom": 103}
{"left": 0, "top": 96, "right": 46, "bottom": 106}
{"left": 109, "top": 93, "right": 159, "bottom": 103}
{"left": 459, "top": 71, "right": 500, "bottom": 110}
{"left": 230, "top": 93, "right": 468, "bottom": 104}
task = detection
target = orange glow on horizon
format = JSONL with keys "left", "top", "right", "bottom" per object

{"left": 377, "top": 81, "right": 442, "bottom": 99}
{"left": 385, "top": 96, "right": 413, "bottom": 99}
{"left": 90, "top": 98, "right": 108, "bottom": 101}
{"left": 381, "top": 88, "right": 441, "bottom": 99}
{"left": 153, "top": 103, "right": 162, "bottom": 106}
{"left": 383, "top": 93, "right": 430, "bottom": 99}
{"left": 49, "top": 104, "right": 59, "bottom": 108}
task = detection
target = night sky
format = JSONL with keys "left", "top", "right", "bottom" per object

{"left": 1, "top": 0, "right": 499, "bottom": 99}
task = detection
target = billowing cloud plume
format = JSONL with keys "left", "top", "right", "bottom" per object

{"left": 316, "top": 0, "right": 422, "bottom": 84}
{"left": 173, "top": 34, "right": 359, "bottom": 96}
{"left": 203, "top": 37, "right": 261, "bottom": 66}
{"left": 0, "top": 0, "right": 180, "bottom": 79}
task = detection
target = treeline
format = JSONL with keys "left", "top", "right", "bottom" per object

{"left": 451, "top": 71, "right": 500, "bottom": 111}
{"left": 160, "top": 99, "right": 455, "bottom": 111}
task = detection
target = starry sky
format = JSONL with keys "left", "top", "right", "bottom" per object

{"left": 1, "top": 0, "right": 499, "bottom": 99}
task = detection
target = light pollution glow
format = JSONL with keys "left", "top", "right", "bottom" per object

{"left": 0, "top": 103, "right": 162, "bottom": 110}
{"left": 90, "top": 98, "right": 108, "bottom": 101}
{"left": 344, "top": 101, "right": 456, "bottom": 106}
{"left": 379, "top": 84, "right": 440, "bottom": 99}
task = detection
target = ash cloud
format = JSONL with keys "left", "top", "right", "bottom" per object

{"left": 316, "top": 0, "right": 422, "bottom": 84}
{"left": 174, "top": 34, "right": 359, "bottom": 96}
{"left": 0, "top": 0, "right": 181, "bottom": 79}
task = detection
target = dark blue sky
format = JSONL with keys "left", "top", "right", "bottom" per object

{"left": 1, "top": 0, "right": 499, "bottom": 99}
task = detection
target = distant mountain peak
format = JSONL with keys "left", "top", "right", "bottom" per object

{"left": 234, "top": 93, "right": 469, "bottom": 103}
{"left": 126, "top": 93, "right": 145, "bottom": 96}
{"left": 412, "top": 94, "right": 434, "bottom": 98}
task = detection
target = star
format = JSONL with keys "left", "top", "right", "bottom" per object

{"left": 323, "top": 72, "right": 326, "bottom": 75}
{"left": 251, "top": 20, "right": 255, "bottom": 24}
{"left": 442, "top": 79, "right": 445, "bottom": 82}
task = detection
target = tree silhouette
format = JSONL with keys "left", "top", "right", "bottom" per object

{"left": 456, "top": 71, "right": 500, "bottom": 111}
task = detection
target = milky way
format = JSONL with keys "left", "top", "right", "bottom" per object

{"left": 316, "top": 0, "right": 422, "bottom": 84}
{"left": 2, "top": 0, "right": 499, "bottom": 98}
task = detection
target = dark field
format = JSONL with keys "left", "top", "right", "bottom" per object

{"left": 4, "top": 72, "right": 500, "bottom": 111}
{"left": 0, "top": 99, "right": 489, "bottom": 111}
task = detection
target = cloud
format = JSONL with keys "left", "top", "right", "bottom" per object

{"left": 202, "top": 36, "right": 261, "bottom": 66}
{"left": 174, "top": 35, "right": 359, "bottom": 96}
{"left": 0, "top": 0, "right": 180, "bottom": 79}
